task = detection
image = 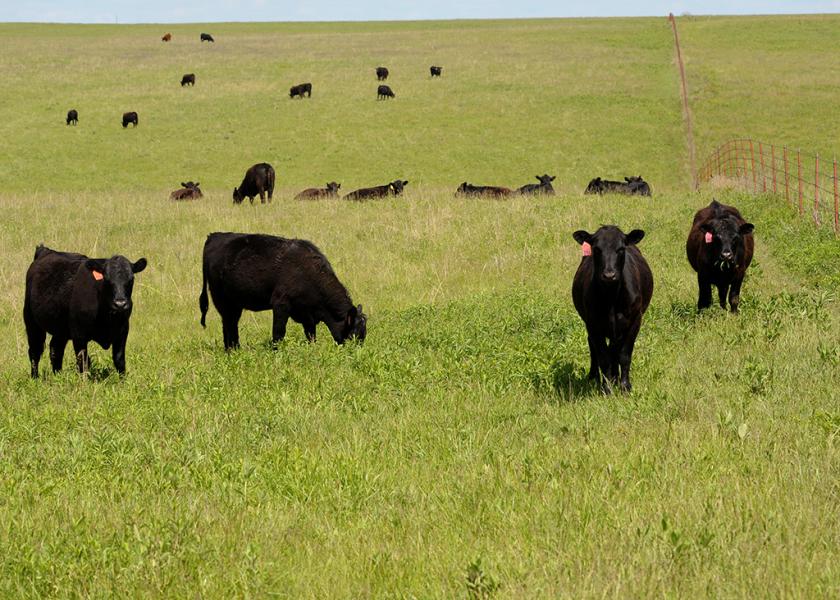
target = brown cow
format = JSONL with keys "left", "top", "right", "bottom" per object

{"left": 295, "top": 182, "right": 341, "bottom": 200}
{"left": 686, "top": 199, "right": 754, "bottom": 312}
{"left": 162, "top": 33, "right": 172, "bottom": 42}
{"left": 170, "top": 182, "right": 203, "bottom": 201}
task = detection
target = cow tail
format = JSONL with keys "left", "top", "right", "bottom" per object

{"left": 199, "top": 260, "right": 209, "bottom": 327}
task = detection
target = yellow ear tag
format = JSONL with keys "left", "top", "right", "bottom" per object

{"left": 92, "top": 270, "right": 104, "bottom": 281}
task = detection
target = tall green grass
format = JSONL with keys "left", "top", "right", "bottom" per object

{"left": 0, "top": 17, "right": 838, "bottom": 598}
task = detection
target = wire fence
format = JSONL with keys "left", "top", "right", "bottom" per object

{"left": 697, "top": 138, "right": 839, "bottom": 235}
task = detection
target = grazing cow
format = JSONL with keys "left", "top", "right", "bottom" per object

{"left": 377, "top": 85, "right": 395, "bottom": 100}
{"left": 572, "top": 226, "right": 653, "bottom": 393}
{"left": 162, "top": 33, "right": 172, "bottom": 42}
{"left": 376, "top": 67, "right": 389, "bottom": 80}
{"left": 686, "top": 199, "right": 754, "bottom": 313}
{"left": 122, "top": 112, "right": 138, "bottom": 128}
{"left": 518, "top": 174, "right": 556, "bottom": 196}
{"left": 344, "top": 180, "right": 408, "bottom": 201}
{"left": 24, "top": 245, "right": 147, "bottom": 377}
{"left": 295, "top": 182, "right": 341, "bottom": 200}
{"left": 200, "top": 33, "right": 214, "bottom": 42}
{"left": 430, "top": 66, "right": 443, "bottom": 77}
{"left": 233, "top": 163, "right": 275, "bottom": 204}
{"left": 66, "top": 109, "right": 78, "bottom": 126}
{"left": 181, "top": 73, "right": 195, "bottom": 87}
{"left": 289, "top": 83, "right": 312, "bottom": 98}
{"left": 199, "top": 233, "right": 367, "bottom": 349}
{"left": 456, "top": 182, "right": 513, "bottom": 197}
{"left": 170, "top": 181, "right": 203, "bottom": 201}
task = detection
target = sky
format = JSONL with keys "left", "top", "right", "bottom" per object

{"left": 2, "top": 0, "right": 839, "bottom": 23}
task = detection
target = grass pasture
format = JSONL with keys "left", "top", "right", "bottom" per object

{"left": 0, "top": 17, "right": 839, "bottom": 598}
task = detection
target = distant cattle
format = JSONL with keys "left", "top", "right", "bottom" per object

{"left": 122, "top": 111, "right": 138, "bottom": 128}
{"left": 377, "top": 85, "right": 395, "bottom": 100}
{"left": 200, "top": 33, "right": 214, "bottom": 42}
{"left": 376, "top": 67, "right": 389, "bottom": 80}
{"left": 518, "top": 174, "right": 556, "bottom": 196}
{"left": 233, "top": 163, "right": 275, "bottom": 204}
{"left": 584, "top": 176, "right": 651, "bottom": 196}
{"left": 686, "top": 199, "right": 754, "bottom": 313}
{"left": 289, "top": 83, "right": 312, "bottom": 98}
{"left": 199, "top": 232, "right": 367, "bottom": 349}
{"left": 456, "top": 182, "right": 513, "bottom": 197}
{"left": 344, "top": 180, "right": 408, "bottom": 201}
{"left": 170, "top": 181, "right": 203, "bottom": 201}
{"left": 66, "top": 109, "right": 78, "bottom": 126}
{"left": 24, "top": 245, "right": 147, "bottom": 377}
{"left": 162, "top": 33, "right": 172, "bottom": 42}
{"left": 572, "top": 225, "right": 653, "bottom": 393}
{"left": 181, "top": 73, "right": 195, "bottom": 87}
{"left": 430, "top": 66, "right": 443, "bottom": 77}
{"left": 295, "top": 182, "right": 341, "bottom": 200}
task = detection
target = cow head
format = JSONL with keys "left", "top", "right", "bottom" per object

{"left": 537, "top": 174, "right": 556, "bottom": 184}
{"left": 585, "top": 178, "right": 603, "bottom": 194}
{"left": 573, "top": 226, "right": 644, "bottom": 284}
{"left": 85, "top": 255, "right": 148, "bottom": 315}
{"left": 232, "top": 187, "right": 243, "bottom": 204}
{"left": 700, "top": 215, "right": 754, "bottom": 269}
{"left": 326, "top": 182, "right": 341, "bottom": 194}
{"left": 342, "top": 304, "right": 367, "bottom": 343}
{"left": 390, "top": 180, "right": 408, "bottom": 195}
{"left": 625, "top": 175, "right": 644, "bottom": 183}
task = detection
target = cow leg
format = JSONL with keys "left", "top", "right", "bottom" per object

{"left": 73, "top": 340, "right": 90, "bottom": 374}
{"left": 259, "top": 190, "right": 266, "bottom": 204}
{"left": 302, "top": 317, "right": 317, "bottom": 343}
{"left": 588, "top": 331, "right": 612, "bottom": 392}
{"left": 717, "top": 283, "right": 729, "bottom": 310}
{"left": 586, "top": 334, "right": 599, "bottom": 380}
{"left": 222, "top": 309, "right": 242, "bottom": 350}
{"left": 618, "top": 320, "right": 642, "bottom": 393}
{"left": 728, "top": 277, "right": 744, "bottom": 313}
{"left": 271, "top": 305, "right": 289, "bottom": 345}
{"left": 112, "top": 331, "right": 128, "bottom": 374}
{"left": 25, "top": 317, "right": 45, "bottom": 379}
{"left": 49, "top": 336, "right": 68, "bottom": 373}
{"left": 697, "top": 274, "right": 713, "bottom": 310}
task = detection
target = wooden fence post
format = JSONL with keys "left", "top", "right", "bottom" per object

{"left": 783, "top": 146, "right": 790, "bottom": 205}
{"left": 750, "top": 139, "right": 757, "bottom": 192}
{"left": 759, "top": 142, "right": 766, "bottom": 192}
{"left": 771, "top": 145, "right": 777, "bottom": 193}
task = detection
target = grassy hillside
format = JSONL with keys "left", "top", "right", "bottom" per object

{"left": 0, "top": 17, "right": 838, "bottom": 598}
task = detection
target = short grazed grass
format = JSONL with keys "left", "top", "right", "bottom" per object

{"left": 0, "top": 17, "right": 838, "bottom": 598}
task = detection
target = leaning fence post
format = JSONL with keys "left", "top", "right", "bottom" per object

{"left": 815, "top": 154, "right": 821, "bottom": 226}
{"left": 833, "top": 157, "right": 838, "bottom": 235}
{"left": 750, "top": 139, "right": 757, "bottom": 192}
{"left": 798, "top": 149, "right": 804, "bottom": 215}
{"left": 771, "top": 145, "right": 777, "bottom": 193}
{"left": 783, "top": 146, "right": 790, "bottom": 205}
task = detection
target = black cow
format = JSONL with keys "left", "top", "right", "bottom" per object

{"left": 233, "top": 163, "right": 275, "bottom": 204}
{"left": 181, "top": 73, "right": 195, "bottom": 87}
{"left": 572, "top": 226, "right": 653, "bottom": 393}
{"left": 289, "top": 83, "right": 312, "bottom": 98}
{"left": 518, "top": 174, "right": 556, "bottom": 196}
{"left": 199, "top": 233, "right": 367, "bottom": 349}
{"left": 344, "top": 180, "right": 408, "bottom": 201}
{"left": 66, "top": 109, "right": 78, "bottom": 126}
{"left": 201, "top": 33, "right": 214, "bottom": 42}
{"left": 584, "top": 177, "right": 625, "bottom": 195}
{"left": 24, "top": 245, "right": 147, "bottom": 377}
{"left": 377, "top": 85, "right": 395, "bottom": 100}
{"left": 456, "top": 182, "right": 513, "bottom": 197}
{"left": 376, "top": 67, "right": 389, "bottom": 80}
{"left": 295, "top": 182, "right": 341, "bottom": 200}
{"left": 430, "top": 66, "right": 443, "bottom": 77}
{"left": 122, "top": 111, "right": 138, "bottom": 128}
{"left": 624, "top": 176, "right": 652, "bottom": 196}
{"left": 170, "top": 181, "right": 203, "bottom": 201}
{"left": 686, "top": 199, "right": 754, "bottom": 313}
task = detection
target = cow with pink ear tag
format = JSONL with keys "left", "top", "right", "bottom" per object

{"left": 571, "top": 225, "right": 654, "bottom": 393}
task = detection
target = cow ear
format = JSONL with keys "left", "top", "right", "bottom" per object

{"left": 195, "top": 182, "right": 200, "bottom": 187}
{"left": 132, "top": 258, "right": 148, "bottom": 273}
{"left": 550, "top": 176, "right": 556, "bottom": 181}
{"left": 181, "top": 182, "right": 188, "bottom": 188}
{"left": 625, "top": 229, "right": 645, "bottom": 245}
{"left": 356, "top": 304, "right": 363, "bottom": 315}
{"left": 572, "top": 230, "right": 591, "bottom": 245}
{"left": 85, "top": 258, "right": 107, "bottom": 273}
{"left": 403, "top": 180, "right": 409, "bottom": 186}
{"left": 739, "top": 223, "right": 754, "bottom": 235}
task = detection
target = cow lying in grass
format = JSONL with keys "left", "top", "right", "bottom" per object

{"left": 170, "top": 181, "right": 203, "bottom": 201}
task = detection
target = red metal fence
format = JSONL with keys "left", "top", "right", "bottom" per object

{"left": 698, "top": 138, "right": 839, "bottom": 235}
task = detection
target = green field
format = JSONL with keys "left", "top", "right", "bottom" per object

{"left": 0, "top": 17, "right": 839, "bottom": 598}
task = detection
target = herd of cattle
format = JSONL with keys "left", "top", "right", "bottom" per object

{"left": 23, "top": 196, "right": 754, "bottom": 394}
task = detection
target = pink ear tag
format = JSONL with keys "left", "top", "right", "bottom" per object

{"left": 704, "top": 232, "right": 713, "bottom": 244}
{"left": 582, "top": 242, "right": 592, "bottom": 256}
{"left": 92, "top": 270, "right": 104, "bottom": 281}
